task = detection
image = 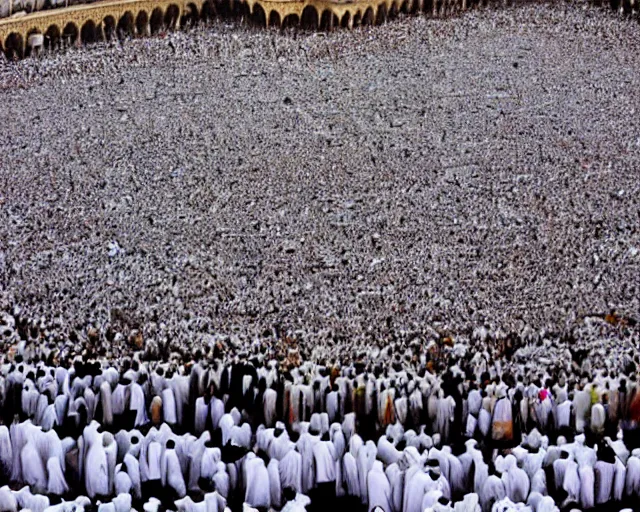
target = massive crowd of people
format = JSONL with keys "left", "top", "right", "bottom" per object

{"left": 0, "top": 310, "right": 639, "bottom": 512}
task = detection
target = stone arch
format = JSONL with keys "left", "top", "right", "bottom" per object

{"left": 352, "top": 10, "right": 362, "bottom": 26}
{"left": 62, "top": 22, "right": 79, "bottom": 47}
{"left": 81, "top": 19, "right": 98, "bottom": 44}
{"left": 251, "top": 3, "right": 266, "bottom": 26}
{"left": 363, "top": 6, "right": 374, "bottom": 24}
{"left": 376, "top": 3, "right": 387, "bottom": 23}
{"left": 103, "top": 15, "right": 117, "bottom": 40}
{"left": 150, "top": 7, "right": 164, "bottom": 34}
{"left": 4, "top": 32, "right": 24, "bottom": 60}
{"left": 267, "top": 10, "right": 281, "bottom": 28}
{"left": 136, "top": 10, "right": 149, "bottom": 37}
{"left": 201, "top": 0, "right": 216, "bottom": 21}
{"left": 282, "top": 13, "right": 300, "bottom": 29}
{"left": 300, "top": 5, "right": 318, "bottom": 28}
{"left": 388, "top": 1, "right": 399, "bottom": 18}
{"left": 164, "top": 4, "right": 180, "bottom": 30}
{"left": 319, "top": 9, "right": 336, "bottom": 29}
{"left": 181, "top": 2, "right": 200, "bottom": 28}
{"left": 44, "top": 24, "right": 61, "bottom": 50}
{"left": 25, "top": 28, "right": 42, "bottom": 57}
{"left": 340, "top": 11, "right": 350, "bottom": 28}
{"left": 117, "top": 11, "right": 135, "bottom": 39}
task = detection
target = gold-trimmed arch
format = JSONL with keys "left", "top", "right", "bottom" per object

{"left": 135, "top": 9, "right": 149, "bottom": 36}
{"left": 0, "top": 0, "right": 210, "bottom": 58}
{"left": 267, "top": 9, "right": 281, "bottom": 27}
{"left": 4, "top": 0, "right": 633, "bottom": 58}
{"left": 300, "top": 4, "right": 318, "bottom": 28}
{"left": 149, "top": 6, "right": 164, "bottom": 33}
{"left": 4, "top": 31, "right": 24, "bottom": 59}
{"left": 62, "top": 20, "right": 79, "bottom": 46}
{"left": 44, "top": 23, "right": 61, "bottom": 49}
{"left": 80, "top": 18, "right": 98, "bottom": 43}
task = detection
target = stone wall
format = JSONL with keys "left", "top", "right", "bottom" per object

{"left": 0, "top": 0, "right": 638, "bottom": 22}
{"left": 0, "top": 0, "right": 638, "bottom": 61}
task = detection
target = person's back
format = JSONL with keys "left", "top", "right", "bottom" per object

{"left": 367, "top": 460, "right": 392, "bottom": 512}
{"left": 245, "top": 455, "right": 271, "bottom": 509}
{"left": 163, "top": 441, "right": 186, "bottom": 499}
{"left": 312, "top": 436, "right": 337, "bottom": 484}
{"left": 279, "top": 447, "right": 302, "bottom": 493}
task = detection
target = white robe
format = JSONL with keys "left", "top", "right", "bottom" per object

{"left": 104, "top": 434, "right": 118, "bottom": 495}
{"left": 219, "top": 414, "right": 236, "bottom": 447}
{"left": 478, "top": 409, "right": 491, "bottom": 438}
{"left": 85, "top": 430, "right": 109, "bottom": 498}
{"left": 0, "top": 486, "right": 17, "bottom": 512}
{"left": 263, "top": 389, "right": 277, "bottom": 428}
{"left": 268, "top": 458, "right": 282, "bottom": 509}
{"left": 528, "top": 468, "right": 545, "bottom": 496}
{"left": 479, "top": 475, "right": 505, "bottom": 512}
{"left": 313, "top": 440, "right": 337, "bottom": 484}
{"left": 112, "top": 493, "right": 132, "bottom": 512}
{"left": 99, "top": 381, "right": 113, "bottom": 426}
{"left": 210, "top": 396, "right": 225, "bottom": 431}
{"left": 201, "top": 447, "right": 221, "bottom": 480}
{"left": 625, "top": 455, "right": 640, "bottom": 497}
{"left": 13, "top": 486, "right": 49, "bottom": 512}
{"left": 21, "top": 440, "right": 47, "bottom": 493}
{"left": 555, "top": 401, "right": 572, "bottom": 430}
{"left": 112, "top": 383, "right": 128, "bottom": 416}
{"left": 0, "top": 426, "right": 12, "bottom": 480}
{"left": 274, "top": 445, "right": 300, "bottom": 492}
{"left": 377, "top": 436, "right": 402, "bottom": 466}
{"left": 343, "top": 452, "right": 360, "bottom": 498}
{"left": 130, "top": 383, "right": 148, "bottom": 427}
{"left": 124, "top": 452, "right": 142, "bottom": 499}
{"left": 613, "top": 458, "right": 626, "bottom": 502}
{"left": 403, "top": 470, "right": 430, "bottom": 512}
{"left": 385, "top": 463, "right": 404, "bottom": 512}
{"left": 213, "top": 462, "right": 229, "bottom": 498}
{"left": 502, "top": 460, "right": 529, "bottom": 504}
{"left": 10, "top": 421, "right": 28, "bottom": 483}
{"left": 356, "top": 441, "right": 377, "bottom": 504}
{"left": 368, "top": 461, "right": 392, "bottom": 512}
{"left": 244, "top": 456, "right": 270, "bottom": 509}
{"left": 562, "top": 460, "right": 580, "bottom": 502}
{"left": 552, "top": 458, "right": 569, "bottom": 491}
{"left": 194, "top": 397, "right": 208, "bottom": 436}
{"left": 147, "top": 441, "right": 162, "bottom": 481}
{"left": 269, "top": 432, "right": 294, "bottom": 461}
{"left": 115, "top": 469, "right": 133, "bottom": 496}
{"left": 297, "top": 432, "right": 319, "bottom": 493}
{"left": 594, "top": 460, "right": 614, "bottom": 504}
{"left": 46, "top": 457, "right": 69, "bottom": 495}
{"left": 162, "top": 449, "right": 186, "bottom": 498}
{"left": 161, "top": 388, "right": 178, "bottom": 425}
